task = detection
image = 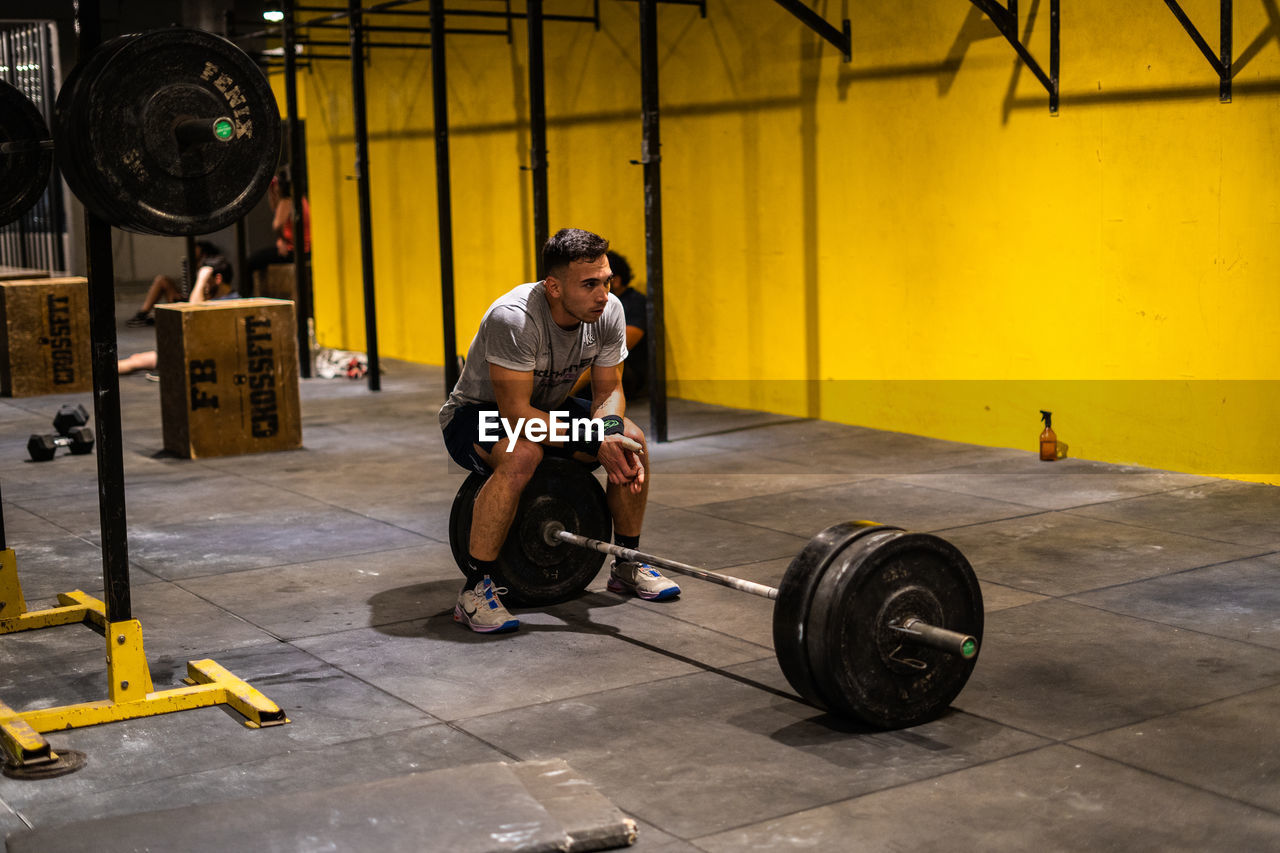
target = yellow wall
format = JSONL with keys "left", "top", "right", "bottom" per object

{"left": 285, "top": 1, "right": 1280, "bottom": 483}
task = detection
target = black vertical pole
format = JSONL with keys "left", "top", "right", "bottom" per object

{"left": 1220, "top": 0, "right": 1232, "bottom": 103}
{"left": 1049, "top": 0, "right": 1059, "bottom": 114}
{"left": 349, "top": 0, "right": 381, "bottom": 391}
{"left": 527, "top": 0, "right": 550, "bottom": 274}
{"left": 283, "top": 0, "right": 314, "bottom": 376}
{"left": 76, "top": 0, "right": 131, "bottom": 622}
{"left": 234, "top": 219, "right": 248, "bottom": 296}
{"left": 183, "top": 236, "right": 197, "bottom": 297}
{"left": 639, "top": 0, "right": 667, "bottom": 443}
{"left": 432, "top": 0, "right": 460, "bottom": 393}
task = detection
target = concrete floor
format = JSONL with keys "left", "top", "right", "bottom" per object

{"left": 2, "top": 295, "right": 1279, "bottom": 850}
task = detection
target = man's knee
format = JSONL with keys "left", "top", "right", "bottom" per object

{"left": 488, "top": 438, "right": 544, "bottom": 483}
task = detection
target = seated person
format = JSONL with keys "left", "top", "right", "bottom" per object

{"left": 126, "top": 241, "right": 232, "bottom": 326}
{"left": 118, "top": 254, "right": 235, "bottom": 375}
{"left": 245, "top": 173, "right": 311, "bottom": 294}
{"left": 440, "top": 228, "right": 678, "bottom": 635}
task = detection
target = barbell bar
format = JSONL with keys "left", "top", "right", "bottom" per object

{"left": 542, "top": 520, "right": 976, "bottom": 660}
{"left": 0, "top": 139, "right": 56, "bottom": 155}
{"left": 449, "top": 458, "right": 985, "bottom": 728}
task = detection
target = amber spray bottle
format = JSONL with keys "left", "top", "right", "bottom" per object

{"left": 1039, "top": 410, "right": 1057, "bottom": 461}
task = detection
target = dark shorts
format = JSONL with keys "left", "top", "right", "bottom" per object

{"left": 442, "top": 397, "right": 600, "bottom": 476}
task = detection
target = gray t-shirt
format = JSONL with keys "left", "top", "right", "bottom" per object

{"left": 439, "top": 281, "right": 628, "bottom": 427}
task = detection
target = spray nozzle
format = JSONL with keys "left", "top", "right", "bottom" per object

{"left": 1040, "top": 410, "right": 1053, "bottom": 428}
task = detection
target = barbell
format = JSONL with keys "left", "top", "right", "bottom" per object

{"left": 449, "top": 458, "right": 984, "bottom": 729}
{"left": 1, "top": 28, "right": 279, "bottom": 235}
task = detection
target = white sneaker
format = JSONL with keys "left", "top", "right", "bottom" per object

{"left": 454, "top": 576, "right": 519, "bottom": 633}
{"left": 607, "top": 561, "right": 680, "bottom": 601}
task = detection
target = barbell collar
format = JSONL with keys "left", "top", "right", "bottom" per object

{"left": 889, "top": 617, "right": 978, "bottom": 659}
{"left": 543, "top": 521, "right": 780, "bottom": 601}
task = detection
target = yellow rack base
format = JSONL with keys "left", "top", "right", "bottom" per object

{"left": 1, "top": 548, "right": 288, "bottom": 774}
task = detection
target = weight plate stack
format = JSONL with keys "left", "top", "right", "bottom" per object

{"left": 449, "top": 457, "right": 611, "bottom": 607}
{"left": 772, "top": 521, "right": 898, "bottom": 712}
{"left": 0, "top": 80, "right": 54, "bottom": 228}
{"left": 55, "top": 28, "right": 281, "bottom": 236}
{"left": 804, "top": 530, "right": 984, "bottom": 728}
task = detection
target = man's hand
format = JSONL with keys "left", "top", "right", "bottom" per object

{"left": 597, "top": 434, "right": 644, "bottom": 494}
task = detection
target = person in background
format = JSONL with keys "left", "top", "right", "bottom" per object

{"left": 245, "top": 173, "right": 311, "bottom": 295}
{"left": 604, "top": 251, "right": 649, "bottom": 400}
{"left": 118, "top": 254, "right": 235, "bottom": 375}
{"left": 125, "top": 241, "right": 229, "bottom": 327}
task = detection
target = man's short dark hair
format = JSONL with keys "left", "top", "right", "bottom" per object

{"left": 543, "top": 228, "right": 609, "bottom": 278}
{"left": 606, "top": 251, "right": 631, "bottom": 287}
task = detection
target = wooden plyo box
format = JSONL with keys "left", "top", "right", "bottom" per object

{"left": 156, "top": 298, "right": 302, "bottom": 458}
{"left": 0, "top": 266, "right": 51, "bottom": 281}
{"left": 0, "top": 277, "right": 92, "bottom": 397}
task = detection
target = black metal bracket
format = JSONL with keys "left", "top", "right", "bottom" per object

{"left": 771, "top": 0, "right": 851, "bottom": 62}
{"left": 969, "top": 0, "right": 1059, "bottom": 114}
{"left": 1164, "top": 0, "right": 1233, "bottom": 102}
{"left": 616, "top": 0, "right": 707, "bottom": 16}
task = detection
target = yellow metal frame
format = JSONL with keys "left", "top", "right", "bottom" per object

{"left": 1, "top": 548, "right": 288, "bottom": 772}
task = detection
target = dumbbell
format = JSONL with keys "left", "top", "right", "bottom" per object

{"left": 53, "top": 403, "right": 90, "bottom": 436}
{"left": 28, "top": 426, "right": 95, "bottom": 462}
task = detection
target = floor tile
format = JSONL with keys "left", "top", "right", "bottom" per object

{"left": 635, "top": 504, "right": 812, "bottom": 572}
{"left": 0, "top": 644, "right": 441, "bottom": 820}
{"left": 590, "top": 556, "right": 787, "bottom": 650}
{"left": 694, "top": 745, "right": 1280, "bottom": 851}
{"left": 118, "top": 505, "right": 429, "bottom": 580}
{"left": 942, "top": 511, "right": 1263, "bottom": 597}
{"left": 179, "top": 542, "right": 458, "bottom": 639}
{"left": 897, "top": 455, "right": 1216, "bottom": 510}
{"left": 958, "top": 598, "right": 1280, "bottom": 740}
{"left": 693, "top": 477, "right": 1037, "bottom": 538}
{"left": 0, "top": 799, "right": 23, "bottom": 837}
{"left": 460, "top": 659, "right": 1046, "bottom": 839}
{"left": 293, "top": 592, "right": 772, "bottom": 722}
{"left": 755, "top": 430, "right": 1024, "bottom": 476}
{"left": 1068, "top": 552, "right": 1280, "bottom": 649}
{"left": 979, "top": 579, "right": 1048, "bottom": 612}
{"left": 7, "top": 723, "right": 503, "bottom": 831}
{"left": 1069, "top": 480, "right": 1280, "bottom": 549}
{"left": 1072, "top": 684, "right": 1280, "bottom": 812}
{"left": 648, "top": 456, "right": 865, "bottom": 509}
{"left": 16, "top": 471, "right": 328, "bottom": 538}
{"left": 2, "top": 506, "right": 158, "bottom": 603}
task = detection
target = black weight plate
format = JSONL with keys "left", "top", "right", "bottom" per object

{"left": 499, "top": 458, "right": 610, "bottom": 606}
{"left": 50, "top": 54, "right": 98, "bottom": 225}
{"left": 773, "top": 521, "right": 899, "bottom": 710}
{"left": 448, "top": 457, "right": 611, "bottom": 607}
{"left": 806, "top": 531, "right": 983, "bottom": 729}
{"left": 0, "top": 80, "right": 54, "bottom": 228}
{"left": 55, "top": 28, "right": 280, "bottom": 236}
